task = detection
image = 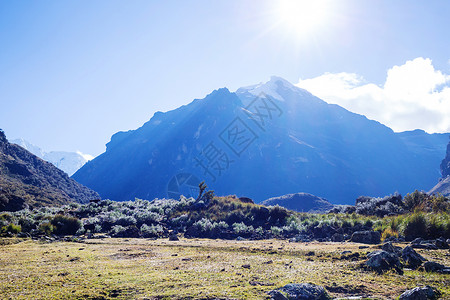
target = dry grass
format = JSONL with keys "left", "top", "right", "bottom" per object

{"left": 0, "top": 238, "right": 449, "bottom": 299}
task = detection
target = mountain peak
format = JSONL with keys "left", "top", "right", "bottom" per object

{"left": 236, "top": 76, "right": 309, "bottom": 102}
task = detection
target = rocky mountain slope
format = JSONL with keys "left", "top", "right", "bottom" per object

{"left": 73, "top": 77, "right": 449, "bottom": 204}
{"left": 429, "top": 139, "right": 450, "bottom": 196}
{"left": 261, "top": 193, "right": 335, "bottom": 213}
{"left": 0, "top": 130, "right": 99, "bottom": 211}
{"left": 12, "top": 138, "right": 91, "bottom": 176}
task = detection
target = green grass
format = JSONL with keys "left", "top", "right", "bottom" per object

{"left": 1, "top": 238, "right": 449, "bottom": 299}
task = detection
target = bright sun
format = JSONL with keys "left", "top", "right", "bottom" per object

{"left": 273, "top": 0, "right": 332, "bottom": 38}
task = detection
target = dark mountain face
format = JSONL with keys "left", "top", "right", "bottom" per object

{"left": 0, "top": 129, "right": 99, "bottom": 211}
{"left": 441, "top": 140, "right": 450, "bottom": 178}
{"left": 73, "top": 77, "right": 449, "bottom": 204}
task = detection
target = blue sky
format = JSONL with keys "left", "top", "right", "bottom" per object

{"left": 1, "top": 0, "right": 449, "bottom": 157}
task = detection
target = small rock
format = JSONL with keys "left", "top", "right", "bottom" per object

{"left": 399, "top": 286, "right": 441, "bottom": 300}
{"left": 268, "top": 283, "right": 331, "bottom": 300}
{"left": 401, "top": 246, "right": 426, "bottom": 269}
{"left": 169, "top": 234, "right": 179, "bottom": 241}
{"left": 381, "top": 242, "right": 401, "bottom": 255}
{"left": 242, "top": 264, "right": 251, "bottom": 269}
{"left": 435, "top": 237, "right": 449, "bottom": 249}
{"left": 423, "top": 261, "right": 446, "bottom": 273}
{"left": 365, "top": 250, "right": 403, "bottom": 274}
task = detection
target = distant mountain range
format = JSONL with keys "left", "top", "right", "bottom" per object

{"left": 0, "top": 130, "right": 99, "bottom": 211}
{"left": 11, "top": 138, "right": 91, "bottom": 176}
{"left": 73, "top": 77, "right": 449, "bottom": 204}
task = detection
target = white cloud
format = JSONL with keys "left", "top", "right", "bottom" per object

{"left": 296, "top": 57, "right": 450, "bottom": 133}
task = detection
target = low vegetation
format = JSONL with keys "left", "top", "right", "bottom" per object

{"left": 1, "top": 186, "right": 449, "bottom": 242}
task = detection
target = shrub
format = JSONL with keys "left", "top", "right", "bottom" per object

{"left": 140, "top": 224, "right": 163, "bottom": 238}
{"left": 402, "top": 213, "right": 427, "bottom": 241}
{"left": 1, "top": 223, "right": 21, "bottom": 235}
{"left": 110, "top": 225, "right": 127, "bottom": 237}
{"left": 51, "top": 214, "right": 82, "bottom": 235}
{"left": 404, "top": 190, "right": 431, "bottom": 212}
{"left": 232, "top": 222, "right": 254, "bottom": 235}
{"left": 39, "top": 220, "right": 55, "bottom": 235}
{"left": 381, "top": 228, "right": 398, "bottom": 241}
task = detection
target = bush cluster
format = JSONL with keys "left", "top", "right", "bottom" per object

{"left": 1, "top": 187, "right": 448, "bottom": 241}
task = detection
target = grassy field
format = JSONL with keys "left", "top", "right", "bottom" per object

{"left": 0, "top": 237, "right": 449, "bottom": 299}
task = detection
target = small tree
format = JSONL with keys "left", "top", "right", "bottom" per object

{"left": 196, "top": 181, "right": 214, "bottom": 203}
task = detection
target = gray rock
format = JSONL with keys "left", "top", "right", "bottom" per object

{"left": 365, "top": 250, "right": 403, "bottom": 274}
{"left": 350, "top": 230, "right": 381, "bottom": 244}
{"left": 381, "top": 242, "right": 401, "bottom": 255}
{"left": 411, "top": 238, "right": 438, "bottom": 249}
{"left": 401, "top": 246, "right": 426, "bottom": 269}
{"left": 435, "top": 237, "right": 449, "bottom": 249}
{"left": 168, "top": 234, "right": 179, "bottom": 241}
{"left": 423, "top": 261, "right": 446, "bottom": 273}
{"left": 268, "top": 283, "right": 331, "bottom": 300}
{"left": 399, "top": 286, "right": 441, "bottom": 300}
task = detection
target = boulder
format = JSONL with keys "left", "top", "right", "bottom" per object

{"left": 169, "top": 234, "right": 179, "bottom": 241}
{"left": 423, "top": 261, "right": 446, "bottom": 273}
{"left": 435, "top": 237, "right": 449, "bottom": 249}
{"left": 268, "top": 283, "right": 331, "bottom": 300}
{"left": 381, "top": 242, "right": 401, "bottom": 255}
{"left": 365, "top": 250, "right": 403, "bottom": 274}
{"left": 350, "top": 230, "right": 381, "bottom": 244}
{"left": 410, "top": 238, "right": 438, "bottom": 250}
{"left": 399, "top": 286, "right": 441, "bottom": 300}
{"left": 401, "top": 246, "right": 426, "bottom": 269}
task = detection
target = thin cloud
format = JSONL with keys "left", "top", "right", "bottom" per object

{"left": 296, "top": 57, "right": 450, "bottom": 133}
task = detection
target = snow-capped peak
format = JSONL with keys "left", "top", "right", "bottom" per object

{"left": 236, "top": 76, "right": 307, "bottom": 101}
{"left": 11, "top": 139, "right": 93, "bottom": 176}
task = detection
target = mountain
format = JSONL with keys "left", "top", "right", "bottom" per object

{"left": 0, "top": 130, "right": 99, "bottom": 211}
{"left": 12, "top": 138, "right": 91, "bottom": 176}
{"left": 262, "top": 193, "right": 335, "bottom": 213}
{"left": 73, "top": 77, "right": 449, "bottom": 204}
{"left": 429, "top": 139, "right": 450, "bottom": 197}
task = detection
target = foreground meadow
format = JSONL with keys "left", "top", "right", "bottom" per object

{"left": 0, "top": 238, "right": 449, "bottom": 299}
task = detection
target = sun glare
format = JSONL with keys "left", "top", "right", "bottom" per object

{"left": 273, "top": 0, "right": 331, "bottom": 38}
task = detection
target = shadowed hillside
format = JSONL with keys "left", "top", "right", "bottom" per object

{"left": 0, "top": 129, "right": 99, "bottom": 211}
